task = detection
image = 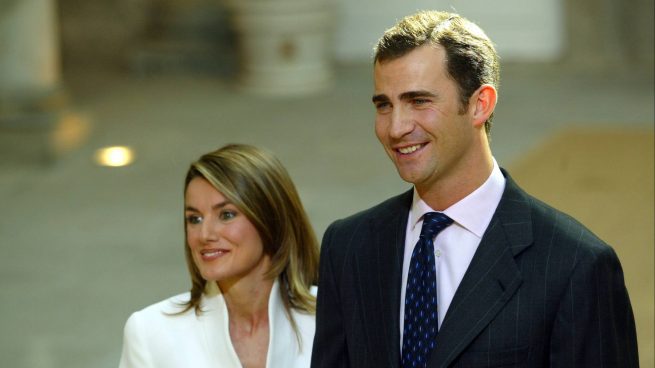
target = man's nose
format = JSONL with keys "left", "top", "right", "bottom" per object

{"left": 389, "top": 107, "right": 414, "bottom": 139}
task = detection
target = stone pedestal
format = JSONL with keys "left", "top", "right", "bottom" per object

{"left": 225, "top": 0, "right": 335, "bottom": 96}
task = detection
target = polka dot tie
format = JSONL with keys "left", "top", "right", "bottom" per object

{"left": 402, "top": 212, "right": 453, "bottom": 368}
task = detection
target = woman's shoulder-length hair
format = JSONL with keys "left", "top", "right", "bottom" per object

{"left": 180, "top": 144, "right": 319, "bottom": 335}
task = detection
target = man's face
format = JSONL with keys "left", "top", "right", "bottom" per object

{"left": 373, "top": 45, "right": 478, "bottom": 194}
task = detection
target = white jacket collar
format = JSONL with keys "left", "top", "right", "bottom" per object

{"left": 199, "top": 279, "right": 298, "bottom": 367}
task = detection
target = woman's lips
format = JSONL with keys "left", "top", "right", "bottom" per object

{"left": 200, "top": 249, "right": 229, "bottom": 261}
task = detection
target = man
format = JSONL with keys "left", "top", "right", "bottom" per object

{"left": 311, "top": 10, "right": 638, "bottom": 368}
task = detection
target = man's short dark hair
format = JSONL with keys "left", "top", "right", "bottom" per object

{"left": 374, "top": 11, "right": 500, "bottom": 135}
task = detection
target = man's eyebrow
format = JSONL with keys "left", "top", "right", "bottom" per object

{"left": 372, "top": 94, "right": 389, "bottom": 104}
{"left": 399, "top": 90, "right": 437, "bottom": 100}
{"left": 372, "top": 90, "right": 437, "bottom": 104}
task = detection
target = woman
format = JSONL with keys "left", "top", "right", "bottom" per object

{"left": 119, "top": 144, "right": 319, "bottom": 368}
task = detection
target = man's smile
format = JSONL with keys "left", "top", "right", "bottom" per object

{"left": 395, "top": 143, "right": 428, "bottom": 155}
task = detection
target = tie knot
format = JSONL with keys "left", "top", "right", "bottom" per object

{"left": 420, "top": 212, "right": 453, "bottom": 239}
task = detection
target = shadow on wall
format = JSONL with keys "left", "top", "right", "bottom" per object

{"left": 57, "top": 0, "right": 337, "bottom": 97}
{"left": 58, "top": 0, "right": 235, "bottom": 75}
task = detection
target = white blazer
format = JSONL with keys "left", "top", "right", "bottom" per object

{"left": 119, "top": 280, "right": 316, "bottom": 368}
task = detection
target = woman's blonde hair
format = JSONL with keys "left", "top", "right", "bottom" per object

{"left": 181, "top": 144, "right": 319, "bottom": 335}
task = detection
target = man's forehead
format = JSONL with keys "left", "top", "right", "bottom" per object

{"left": 373, "top": 51, "right": 447, "bottom": 95}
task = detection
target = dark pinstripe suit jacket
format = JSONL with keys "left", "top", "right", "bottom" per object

{"left": 311, "top": 170, "right": 638, "bottom": 368}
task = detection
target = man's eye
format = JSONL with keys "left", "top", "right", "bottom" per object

{"left": 186, "top": 215, "right": 202, "bottom": 225}
{"left": 219, "top": 210, "right": 237, "bottom": 221}
{"left": 375, "top": 102, "right": 391, "bottom": 112}
{"left": 412, "top": 98, "right": 429, "bottom": 105}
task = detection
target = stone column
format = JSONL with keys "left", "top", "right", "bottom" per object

{"left": 0, "top": 0, "right": 87, "bottom": 165}
{"left": 0, "top": 0, "right": 61, "bottom": 113}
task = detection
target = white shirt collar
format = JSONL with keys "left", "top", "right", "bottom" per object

{"left": 410, "top": 159, "right": 506, "bottom": 238}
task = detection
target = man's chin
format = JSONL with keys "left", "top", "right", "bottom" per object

{"left": 395, "top": 168, "right": 421, "bottom": 185}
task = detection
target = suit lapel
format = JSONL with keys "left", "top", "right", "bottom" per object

{"left": 430, "top": 172, "right": 533, "bottom": 367}
{"left": 355, "top": 190, "right": 413, "bottom": 368}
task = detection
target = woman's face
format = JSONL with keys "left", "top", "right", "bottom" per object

{"left": 184, "top": 177, "right": 270, "bottom": 286}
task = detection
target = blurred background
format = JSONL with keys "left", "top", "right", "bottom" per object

{"left": 0, "top": 0, "right": 653, "bottom": 367}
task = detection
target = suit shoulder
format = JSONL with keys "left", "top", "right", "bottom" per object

{"left": 525, "top": 194, "right": 616, "bottom": 260}
{"left": 501, "top": 172, "right": 614, "bottom": 261}
{"left": 327, "top": 190, "right": 411, "bottom": 232}
{"left": 320, "top": 191, "right": 410, "bottom": 266}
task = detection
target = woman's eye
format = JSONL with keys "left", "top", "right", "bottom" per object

{"left": 219, "top": 210, "right": 237, "bottom": 221}
{"left": 186, "top": 215, "right": 202, "bottom": 225}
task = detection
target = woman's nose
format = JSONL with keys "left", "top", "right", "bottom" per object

{"left": 200, "top": 221, "right": 220, "bottom": 242}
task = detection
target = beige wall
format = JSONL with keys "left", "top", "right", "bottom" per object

{"left": 334, "top": 0, "right": 565, "bottom": 62}
{"left": 49, "top": 0, "right": 654, "bottom": 70}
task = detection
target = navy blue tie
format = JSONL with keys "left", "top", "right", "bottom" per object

{"left": 402, "top": 212, "right": 453, "bottom": 368}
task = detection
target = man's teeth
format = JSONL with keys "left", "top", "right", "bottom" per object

{"left": 398, "top": 144, "right": 422, "bottom": 154}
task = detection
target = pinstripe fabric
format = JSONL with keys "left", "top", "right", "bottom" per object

{"left": 311, "top": 170, "right": 638, "bottom": 368}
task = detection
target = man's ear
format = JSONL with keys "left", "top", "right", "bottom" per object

{"left": 470, "top": 84, "right": 497, "bottom": 128}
